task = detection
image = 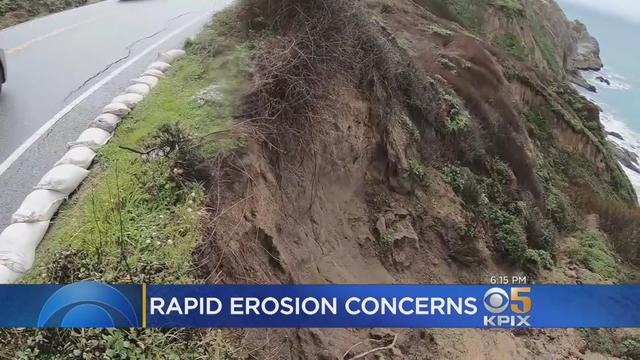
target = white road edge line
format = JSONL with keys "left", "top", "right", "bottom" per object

{"left": 0, "top": 12, "right": 211, "bottom": 177}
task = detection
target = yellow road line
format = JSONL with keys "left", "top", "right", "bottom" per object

{"left": 7, "top": 18, "right": 96, "bottom": 55}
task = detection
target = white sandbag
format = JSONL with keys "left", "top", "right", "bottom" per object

{"left": 125, "top": 83, "right": 150, "bottom": 97}
{"left": 103, "top": 102, "right": 131, "bottom": 116}
{"left": 55, "top": 146, "right": 96, "bottom": 169}
{"left": 148, "top": 61, "right": 171, "bottom": 72}
{"left": 12, "top": 190, "right": 65, "bottom": 223}
{"left": 0, "top": 221, "right": 50, "bottom": 273}
{"left": 0, "top": 264, "right": 22, "bottom": 284}
{"left": 142, "top": 69, "right": 166, "bottom": 79}
{"left": 89, "top": 113, "right": 121, "bottom": 132}
{"left": 131, "top": 76, "right": 159, "bottom": 89}
{"left": 35, "top": 164, "right": 90, "bottom": 196}
{"left": 112, "top": 93, "right": 144, "bottom": 109}
{"left": 67, "top": 128, "right": 112, "bottom": 150}
{"left": 158, "top": 49, "right": 186, "bottom": 64}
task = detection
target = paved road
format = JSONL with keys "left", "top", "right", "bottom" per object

{"left": 0, "top": 0, "right": 233, "bottom": 228}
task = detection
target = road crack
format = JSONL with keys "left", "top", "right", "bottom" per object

{"left": 63, "top": 11, "right": 194, "bottom": 101}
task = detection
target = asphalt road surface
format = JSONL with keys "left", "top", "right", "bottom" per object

{"left": 0, "top": 0, "right": 233, "bottom": 229}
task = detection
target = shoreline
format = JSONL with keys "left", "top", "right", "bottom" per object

{"left": 578, "top": 70, "right": 640, "bottom": 200}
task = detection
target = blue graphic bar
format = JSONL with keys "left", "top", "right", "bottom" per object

{"left": 145, "top": 285, "right": 640, "bottom": 328}
{"left": 1, "top": 283, "right": 640, "bottom": 328}
{"left": 0, "top": 282, "right": 142, "bottom": 328}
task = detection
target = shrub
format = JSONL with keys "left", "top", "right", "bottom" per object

{"left": 490, "top": 0, "right": 525, "bottom": 16}
{"left": 0, "top": 0, "right": 89, "bottom": 17}
{"left": 408, "top": 160, "right": 429, "bottom": 185}
{"left": 580, "top": 330, "right": 640, "bottom": 359}
{"left": 488, "top": 208, "right": 528, "bottom": 262}
{"left": 490, "top": 159, "right": 515, "bottom": 185}
{"left": 570, "top": 232, "right": 619, "bottom": 280}
{"left": 145, "top": 123, "right": 206, "bottom": 183}
{"left": 444, "top": 165, "right": 466, "bottom": 193}
{"left": 379, "top": 229, "right": 395, "bottom": 250}
{"left": 546, "top": 185, "right": 578, "bottom": 232}
{"left": 443, "top": 164, "right": 540, "bottom": 267}
{"left": 523, "top": 249, "right": 553, "bottom": 272}
{"left": 581, "top": 329, "right": 616, "bottom": 355}
{"left": 447, "top": 112, "right": 471, "bottom": 133}
{"left": 495, "top": 33, "right": 527, "bottom": 58}
{"left": 526, "top": 109, "right": 551, "bottom": 139}
{"left": 621, "top": 337, "right": 640, "bottom": 359}
{"left": 442, "top": 92, "right": 471, "bottom": 133}
{"left": 579, "top": 195, "right": 640, "bottom": 265}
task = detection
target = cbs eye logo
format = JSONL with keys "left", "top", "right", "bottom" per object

{"left": 38, "top": 282, "right": 139, "bottom": 328}
{"left": 483, "top": 287, "right": 531, "bottom": 314}
{"left": 482, "top": 287, "right": 532, "bottom": 327}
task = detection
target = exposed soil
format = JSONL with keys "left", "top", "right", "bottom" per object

{"left": 193, "top": 0, "right": 639, "bottom": 358}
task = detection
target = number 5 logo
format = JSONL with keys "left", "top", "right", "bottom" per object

{"left": 510, "top": 287, "right": 531, "bottom": 314}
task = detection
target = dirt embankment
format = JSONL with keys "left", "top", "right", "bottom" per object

{"left": 0, "top": 0, "right": 97, "bottom": 29}
{"left": 193, "top": 0, "right": 639, "bottom": 358}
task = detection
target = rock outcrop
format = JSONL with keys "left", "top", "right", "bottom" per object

{"left": 568, "top": 20, "right": 603, "bottom": 71}
{"left": 612, "top": 142, "right": 640, "bottom": 174}
{"left": 456, "top": 0, "right": 603, "bottom": 91}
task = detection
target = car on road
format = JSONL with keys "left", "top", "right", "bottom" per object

{"left": 0, "top": 49, "right": 5, "bottom": 94}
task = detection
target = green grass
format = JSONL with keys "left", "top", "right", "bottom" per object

{"left": 23, "top": 47, "right": 249, "bottom": 284}
{"left": 570, "top": 232, "right": 619, "bottom": 280}
{"left": 447, "top": 0, "right": 486, "bottom": 33}
{"left": 489, "top": 0, "right": 524, "bottom": 16}
{"left": 495, "top": 33, "right": 527, "bottom": 58}
{"left": 3, "top": 10, "right": 251, "bottom": 358}
{"left": 532, "top": 25, "right": 562, "bottom": 73}
{"left": 0, "top": 0, "right": 99, "bottom": 29}
{"left": 442, "top": 91, "right": 471, "bottom": 133}
{"left": 525, "top": 109, "right": 550, "bottom": 140}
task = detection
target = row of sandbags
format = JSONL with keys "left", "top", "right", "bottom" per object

{"left": 0, "top": 49, "right": 186, "bottom": 283}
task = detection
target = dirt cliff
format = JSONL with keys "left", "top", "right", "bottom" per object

{"left": 413, "top": 0, "right": 604, "bottom": 91}
{"left": 194, "top": 0, "right": 640, "bottom": 358}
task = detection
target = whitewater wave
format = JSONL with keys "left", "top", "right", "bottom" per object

{"left": 582, "top": 68, "right": 632, "bottom": 91}
{"left": 580, "top": 94, "right": 640, "bottom": 197}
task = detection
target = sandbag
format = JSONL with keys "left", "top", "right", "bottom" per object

{"left": 131, "top": 76, "right": 159, "bottom": 89}
{"left": 89, "top": 113, "right": 121, "bottom": 132}
{"left": 55, "top": 146, "right": 96, "bottom": 169}
{"left": 147, "top": 61, "right": 171, "bottom": 72}
{"left": 125, "top": 83, "right": 150, "bottom": 97}
{"left": 142, "top": 69, "right": 166, "bottom": 79}
{"left": 12, "top": 190, "right": 65, "bottom": 223}
{"left": 35, "top": 164, "right": 90, "bottom": 196}
{"left": 67, "top": 128, "right": 112, "bottom": 150}
{"left": 103, "top": 102, "right": 131, "bottom": 116}
{"left": 158, "top": 49, "right": 186, "bottom": 64}
{"left": 0, "top": 221, "right": 50, "bottom": 273}
{"left": 0, "top": 264, "right": 22, "bottom": 284}
{"left": 112, "top": 93, "right": 144, "bottom": 108}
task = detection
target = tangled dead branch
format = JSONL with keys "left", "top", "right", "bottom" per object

{"left": 342, "top": 334, "right": 399, "bottom": 360}
{"left": 240, "top": 0, "right": 421, "bottom": 159}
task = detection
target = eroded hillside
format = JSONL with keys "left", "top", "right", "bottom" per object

{"left": 194, "top": 0, "right": 640, "bottom": 358}
{"left": 5, "top": 0, "right": 639, "bottom": 358}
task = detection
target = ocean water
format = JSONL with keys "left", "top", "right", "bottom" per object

{"left": 557, "top": 1, "right": 640, "bottom": 194}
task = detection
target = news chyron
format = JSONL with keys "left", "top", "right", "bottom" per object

{"left": 0, "top": 281, "right": 639, "bottom": 328}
